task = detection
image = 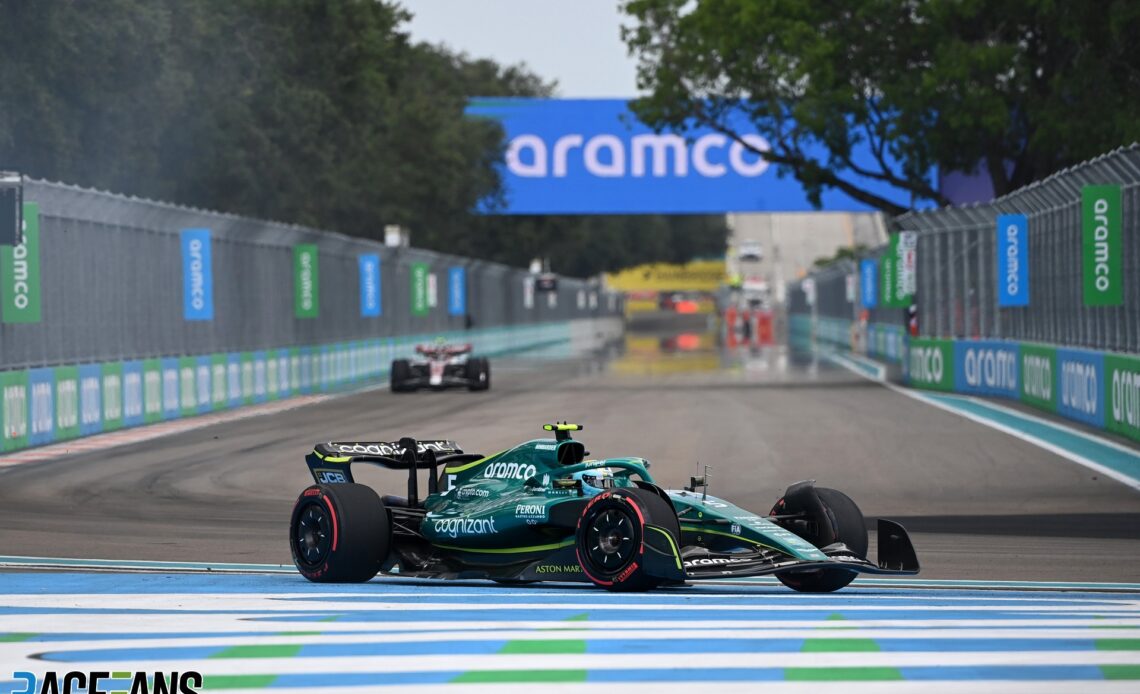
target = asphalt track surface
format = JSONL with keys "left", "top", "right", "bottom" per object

{"left": 0, "top": 339, "right": 1138, "bottom": 580}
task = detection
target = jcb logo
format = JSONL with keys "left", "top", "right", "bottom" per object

{"left": 316, "top": 470, "right": 348, "bottom": 484}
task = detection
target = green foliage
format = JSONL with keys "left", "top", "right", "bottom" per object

{"left": 0, "top": 0, "right": 725, "bottom": 275}
{"left": 622, "top": 0, "right": 1140, "bottom": 210}
{"left": 813, "top": 245, "right": 868, "bottom": 269}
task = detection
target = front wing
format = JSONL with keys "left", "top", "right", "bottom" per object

{"left": 682, "top": 519, "right": 920, "bottom": 580}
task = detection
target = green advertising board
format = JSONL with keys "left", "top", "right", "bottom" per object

{"left": 211, "top": 354, "right": 227, "bottom": 408}
{"left": 1081, "top": 185, "right": 1123, "bottom": 306}
{"left": 880, "top": 253, "right": 896, "bottom": 308}
{"left": 1, "top": 202, "right": 42, "bottom": 323}
{"left": 1106, "top": 353, "right": 1140, "bottom": 442}
{"left": 410, "top": 262, "right": 429, "bottom": 316}
{"left": 179, "top": 357, "right": 197, "bottom": 416}
{"left": 54, "top": 365, "right": 80, "bottom": 440}
{"left": 880, "top": 233, "right": 914, "bottom": 309}
{"left": 102, "top": 362, "right": 123, "bottom": 431}
{"left": 241, "top": 352, "right": 254, "bottom": 403}
{"left": 1019, "top": 343, "right": 1057, "bottom": 412}
{"left": 142, "top": 359, "right": 163, "bottom": 424}
{"left": 294, "top": 244, "right": 319, "bottom": 318}
{"left": 1, "top": 370, "right": 29, "bottom": 451}
{"left": 906, "top": 338, "right": 954, "bottom": 391}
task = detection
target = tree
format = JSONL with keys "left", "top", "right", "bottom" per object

{"left": 622, "top": 0, "right": 1140, "bottom": 211}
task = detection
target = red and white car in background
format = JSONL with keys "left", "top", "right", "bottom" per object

{"left": 390, "top": 342, "right": 490, "bottom": 392}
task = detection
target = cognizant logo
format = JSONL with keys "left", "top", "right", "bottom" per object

{"left": 505, "top": 132, "right": 771, "bottom": 179}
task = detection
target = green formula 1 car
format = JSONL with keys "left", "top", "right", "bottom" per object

{"left": 289, "top": 423, "right": 919, "bottom": 592}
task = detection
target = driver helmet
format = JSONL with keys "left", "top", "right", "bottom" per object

{"left": 572, "top": 467, "right": 618, "bottom": 494}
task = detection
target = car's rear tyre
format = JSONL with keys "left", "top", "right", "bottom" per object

{"left": 290, "top": 483, "right": 390, "bottom": 583}
{"left": 575, "top": 490, "right": 674, "bottom": 592}
{"left": 467, "top": 357, "right": 490, "bottom": 391}
{"left": 390, "top": 359, "right": 411, "bottom": 392}
{"left": 771, "top": 486, "right": 867, "bottom": 593}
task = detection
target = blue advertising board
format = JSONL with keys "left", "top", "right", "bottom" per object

{"left": 997, "top": 214, "right": 1029, "bottom": 307}
{"left": 448, "top": 266, "right": 467, "bottom": 316}
{"left": 953, "top": 340, "right": 1019, "bottom": 398}
{"left": 181, "top": 229, "right": 214, "bottom": 321}
{"left": 122, "top": 361, "right": 145, "bottom": 428}
{"left": 1057, "top": 348, "right": 1105, "bottom": 427}
{"left": 466, "top": 98, "right": 921, "bottom": 214}
{"left": 78, "top": 364, "right": 103, "bottom": 436}
{"left": 860, "top": 260, "right": 878, "bottom": 308}
{"left": 359, "top": 254, "right": 381, "bottom": 317}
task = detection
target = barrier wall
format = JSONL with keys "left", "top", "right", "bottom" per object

{"left": 906, "top": 337, "right": 1140, "bottom": 443}
{"left": 0, "top": 319, "right": 609, "bottom": 453}
{"left": 788, "top": 314, "right": 1139, "bottom": 443}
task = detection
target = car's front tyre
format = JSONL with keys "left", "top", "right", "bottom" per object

{"left": 770, "top": 486, "right": 867, "bottom": 593}
{"left": 575, "top": 490, "right": 676, "bottom": 591}
{"left": 290, "top": 483, "right": 390, "bottom": 583}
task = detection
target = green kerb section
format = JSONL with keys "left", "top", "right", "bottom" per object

{"left": 451, "top": 669, "right": 589, "bottom": 684}
{"left": 1096, "top": 639, "right": 1140, "bottom": 650}
{"left": 1101, "top": 665, "right": 1140, "bottom": 680}
{"left": 785, "top": 667, "right": 904, "bottom": 681}
{"left": 203, "top": 674, "right": 279, "bottom": 689}
{"left": 0, "top": 633, "right": 35, "bottom": 642}
{"left": 499, "top": 639, "right": 587, "bottom": 654}
{"left": 210, "top": 644, "right": 303, "bottom": 659}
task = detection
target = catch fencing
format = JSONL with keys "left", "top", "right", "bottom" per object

{"left": 788, "top": 145, "right": 1140, "bottom": 355}
{"left": 0, "top": 179, "right": 621, "bottom": 452}
{"left": 0, "top": 179, "right": 619, "bottom": 370}
{"left": 786, "top": 146, "right": 1140, "bottom": 442}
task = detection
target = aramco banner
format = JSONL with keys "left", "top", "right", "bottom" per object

{"left": 466, "top": 98, "right": 920, "bottom": 214}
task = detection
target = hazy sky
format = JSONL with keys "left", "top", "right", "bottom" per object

{"left": 402, "top": 1, "right": 641, "bottom": 97}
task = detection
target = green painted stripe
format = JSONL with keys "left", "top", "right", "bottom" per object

{"left": 499, "top": 639, "right": 587, "bottom": 654}
{"left": 647, "top": 525, "right": 683, "bottom": 570}
{"left": 784, "top": 667, "right": 904, "bottom": 681}
{"left": 1096, "top": 639, "right": 1140, "bottom": 650}
{"left": 451, "top": 670, "right": 588, "bottom": 684}
{"left": 1101, "top": 665, "right": 1140, "bottom": 680}
{"left": 923, "top": 392, "right": 1140, "bottom": 485}
{"left": 0, "top": 633, "right": 35, "bottom": 642}
{"left": 203, "top": 675, "right": 278, "bottom": 689}
{"left": 432, "top": 538, "right": 575, "bottom": 555}
{"left": 679, "top": 523, "right": 786, "bottom": 553}
{"left": 211, "top": 644, "right": 302, "bottom": 659}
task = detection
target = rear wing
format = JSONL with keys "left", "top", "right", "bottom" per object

{"left": 306, "top": 437, "right": 483, "bottom": 506}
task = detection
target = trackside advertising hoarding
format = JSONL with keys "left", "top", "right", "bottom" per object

{"left": 181, "top": 228, "right": 214, "bottom": 320}
{"left": 0, "top": 322, "right": 575, "bottom": 453}
{"left": 1056, "top": 348, "right": 1105, "bottom": 428}
{"left": 294, "top": 245, "right": 319, "bottom": 318}
{"left": 465, "top": 98, "right": 923, "bottom": 214}
{"left": 1081, "top": 185, "right": 1123, "bottom": 306}
{"left": 954, "top": 340, "right": 1019, "bottom": 398}
{"left": 358, "top": 254, "right": 381, "bottom": 317}
{"left": 1106, "top": 354, "right": 1140, "bottom": 440}
{"left": 860, "top": 259, "right": 877, "bottom": 308}
{"left": 1, "top": 202, "right": 42, "bottom": 323}
{"left": 1020, "top": 343, "right": 1056, "bottom": 411}
{"left": 905, "top": 338, "right": 954, "bottom": 391}
{"left": 996, "top": 214, "right": 1029, "bottom": 307}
